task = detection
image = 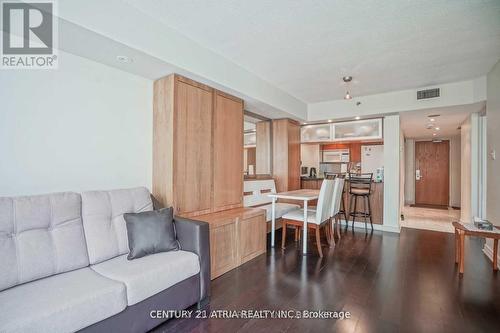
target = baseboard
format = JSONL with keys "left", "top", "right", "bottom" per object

{"left": 382, "top": 225, "right": 402, "bottom": 233}
{"left": 338, "top": 220, "right": 401, "bottom": 234}
{"left": 482, "top": 243, "right": 500, "bottom": 263}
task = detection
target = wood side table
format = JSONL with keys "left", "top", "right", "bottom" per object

{"left": 452, "top": 221, "right": 500, "bottom": 274}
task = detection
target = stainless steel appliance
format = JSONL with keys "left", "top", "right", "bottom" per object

{"left": 322, "top": 149, "right": 350, "bottom": 163}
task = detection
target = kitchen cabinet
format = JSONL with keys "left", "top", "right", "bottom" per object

{"left": 301, "top": 124, "right": 332, "bottom": 142}
{"left": 244, "top": 132, "right": 256, "bottom": 147}
{"left": 153, "top": 74, "right": 244, "bottom": 217}
{"left": 332, "top": 119, "right": 383, "bottom": 141}
{"left": 300, "top": 119, "right": 383, "bottom": 143}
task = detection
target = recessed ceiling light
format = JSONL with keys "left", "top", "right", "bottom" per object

{"left": 328, "top": 119, "right": 333, "bottom": 123}
{"left": 430, "top": 118, "right": 435, "bottom": 122}
{"left": 435, "top": 127, "right": 440, "bottom": 130}
{"left": 303, "top": 122, "right": 308, "bottom": 125}
{"left": 433, "top": 133, "right": 437, "bottom": 136}
{"left": 116, "top": 55, "right": 133, "bottom": 63}
{"left": 355, "top": 116, "right": 361, "bottom": 120}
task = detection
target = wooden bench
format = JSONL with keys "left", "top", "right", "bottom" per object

{"left": 244, "top": 179, "right": 300, "bottom": 232}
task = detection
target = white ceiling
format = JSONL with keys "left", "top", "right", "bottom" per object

{"left": 400, "top": 102, "right": 485, "bottom": 139}
{"left": 124, "top": 0, "right": 500, "bottom": 103}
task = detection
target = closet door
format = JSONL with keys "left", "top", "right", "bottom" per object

{"left": 212, "top": 91, "right": 243, "bottom": 211}
{"left": 174, "top": 79, "right": 213, "bottom": 215}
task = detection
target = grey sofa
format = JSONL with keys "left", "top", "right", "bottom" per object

{"left": 0, "top": 187, "right": 210, "bottom": 333}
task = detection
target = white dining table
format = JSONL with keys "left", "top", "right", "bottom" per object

{"left": 268, "top": 189, "right": 320, "bottom": 255}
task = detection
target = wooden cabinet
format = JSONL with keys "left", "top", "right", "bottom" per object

{"left": 175, "top": 79, "right": 213, "bottom": 215}
{"left": 213, "top": 91, "right": 244, "bottom": 211}
{"left": 255, "top": 121, "right": 271, "bottom": 174}
{"left": 272, "top": 119, "right": 301, "bottom": 193}
{"left": 193, "top": 208, "right": 266, "bottom": 279}
{"left": 209, "top": 217, "right": 238, "bottom": 278}
{"left": 153, "top": 74, "right": 244, "bottom": 217}
{"left": 239, "top": 214, "right": 267, "bottom": 264}
{"left": 301, "top": 178, "right": 322, "bottom": 189}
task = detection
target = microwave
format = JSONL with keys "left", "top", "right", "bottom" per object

{"left": 322, "top": 149, "right": 350, "bottom": 163}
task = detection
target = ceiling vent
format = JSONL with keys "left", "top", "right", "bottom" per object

{"left": 417, "top": 88, "right": 440, "bottom": 100}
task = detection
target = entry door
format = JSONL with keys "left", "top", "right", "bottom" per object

{"left": 415, "top": 140, "right": 450, "bottom": 206}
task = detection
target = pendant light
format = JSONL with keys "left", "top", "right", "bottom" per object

{"left": 343, "top": 76, "right": 353, "bottom": 100}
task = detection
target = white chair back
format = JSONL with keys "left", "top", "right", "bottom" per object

{"left": 243, "top": 179, "right": 277, "bottom": 206}
{"left": 314, "top": 179, "right": 334, "bottom": 224}
{"left": 329, "top": 178, "right": 345, "bottom": 218}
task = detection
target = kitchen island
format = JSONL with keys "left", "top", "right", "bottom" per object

{"left": 300, "top": 177, "right": 384, "bottom": 225}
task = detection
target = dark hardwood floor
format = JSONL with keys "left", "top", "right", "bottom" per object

{"left": 153, "top": 227, "right": 500, "bottom": 333}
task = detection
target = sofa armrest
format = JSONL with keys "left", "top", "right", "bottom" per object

{"left": 174, "top": 216, "right": 210, "bottom": 302}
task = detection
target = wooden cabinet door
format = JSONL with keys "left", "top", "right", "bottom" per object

{"left": 288, "top": 122, "right": 301, "bottom": 191}
{"left": 210, "top": 219, "right": 238, "bottom": 279}
{"left": 213, "top": 92, "right": 243, "bottom": 211}
{"left": 239, "top": 214, "right": 266, "bottom": 264}
{"left": 174, "top": 80, "right": 213, "bottom": 215}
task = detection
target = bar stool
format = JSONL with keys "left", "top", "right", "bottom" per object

{"left": 348, "top": 173, "right": 373, "bottom": 232}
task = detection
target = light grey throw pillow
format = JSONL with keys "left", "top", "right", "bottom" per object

{"left": 124, "top": 207, "right": 179, "bottom": 260}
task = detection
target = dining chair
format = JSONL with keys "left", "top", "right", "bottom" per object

{"left": 323, "top": 173, "right": 348, "bottom": 225}
{"left": 281, "top": 179, "right": 334, "bottom": 257}
{"left": 326, "top": 178, "right": 345, "bottom": 244}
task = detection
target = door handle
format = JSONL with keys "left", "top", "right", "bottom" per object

{"left": 416, "top": 169, "right": 421, "bottom": 180}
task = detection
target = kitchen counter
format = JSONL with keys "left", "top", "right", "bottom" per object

{"left": 300, "top": 178, "right": 384, "bottom": 225}
{"left": 301, "top": 176, "right": 383, "bottom": 183}
{"left": 300, "top": 176, "right": 325, "bottom": 180}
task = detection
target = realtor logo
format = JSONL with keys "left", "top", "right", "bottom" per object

{"left": 1, "top": 0, "right": 58, "bottom": 69}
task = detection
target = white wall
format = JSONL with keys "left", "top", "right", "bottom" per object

{"left": 484, "top": 60, "right": 500, "bottom": 263}
{"left": 0, "top": 51, "right": 153, "bottom": 196}
{"left": 308, "top": 77, "right": 487, "bottom": 121}
{"left": 460, "top": 113, "right": 480, "bottom": 222}
{"left": 383, "top": 115, "right": 402, "bottom": 232}
{"left": 404, "top": 139, "right": 415, "bottom": 205}
{"left": 399, "top": 130, "right": 405, "bottom": 214}
{"left": 449, "top": 136, "right": 462, "bottom": 208}
{"left": 300, "top": 144, "right": 320, "bottom": 173}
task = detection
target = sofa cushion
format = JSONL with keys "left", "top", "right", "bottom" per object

{"left": 124, "top": 207, "right": 179, "bottom": 260}
{"left": 0, "top": 267, "right": 127, "bottom": 333}
{"left": 81, "top": 187, "right": 153, "bottom": 264}
{"left": 91, "top": 251, "right": 200, "bottom": 305}
{"left": 258, "top": 203, "right": 301, "bottom": 222}
{"left": 0, "top": 192, "right": 89, "bottom": 292}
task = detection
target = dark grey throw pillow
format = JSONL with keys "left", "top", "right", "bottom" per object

{"left": 124, "top": 207, "right": 179, "bottom": 260}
